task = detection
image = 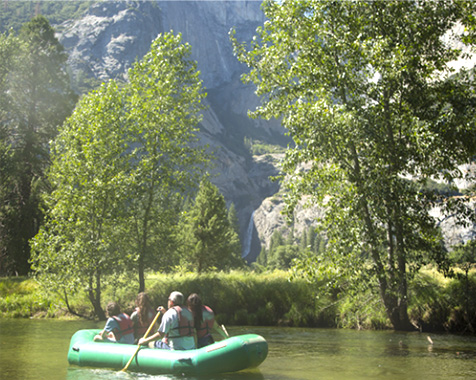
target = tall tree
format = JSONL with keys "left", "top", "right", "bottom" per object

{"left": 126, "top": 33, "right": 209, "bottom": 292}
{"left": 0, "top": 16, "right": 76, "bottom": 275}
{"left": 0, "top": 32, "right": 19, "bottom": 274}
{"left": 227, "top": 202, "right": 243, "bottom": 258}
{"left": 233, "top": 0, "right": 476, "bottom": 330}
{"left": 31, "top": 81, "right": 129, "bottom": 319}
{"left": 178, "top": 179, "right": 243, "bottom": 273}
{"left": 31, "top": 32, "right": 209, "bottom": 317}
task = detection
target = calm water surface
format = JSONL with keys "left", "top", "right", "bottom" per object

{"left": 1, "top": 319, "right": 476, "bottom": 380}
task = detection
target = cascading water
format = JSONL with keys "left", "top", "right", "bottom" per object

{"left": 242, "top": 210, "right": 255, "bottom": 258}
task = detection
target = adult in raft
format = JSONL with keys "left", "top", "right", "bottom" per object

{"left": 138, "top": 291, "right": 195, "bottom": 350}
{"left": 93, "top": 301, "right": 135, "bottom": 344}
{"left": 130, "top": 292, "right": 157, "bottom": 343}
{"left": 187, "top": 293, "right": 228, "bottom": 348}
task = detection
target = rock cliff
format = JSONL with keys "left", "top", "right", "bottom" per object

{"left": 57, "top": 0, "right": 284, "bottom": 260}
{"left": 56, "top": 1, "right": 475, "bottom": 261}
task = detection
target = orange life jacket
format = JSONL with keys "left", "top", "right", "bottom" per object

{"left": 166, "top": 306, "right": 194, "bottom": 339}
{"left": 134, "top": 308, "right": 155, "bottom": 337}
{"left": 196, "top": 305, "right": 215, "bottom": 338}
{"left": 112, "top": 313, "right": 134, "bottom": 340}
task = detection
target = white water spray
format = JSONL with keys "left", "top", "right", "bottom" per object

{"left": 242, "top": 211, "right": 255, "bottom": 258}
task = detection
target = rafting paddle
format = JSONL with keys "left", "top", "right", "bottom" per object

{"left": 120, "top": 307, "right": 163, "bottom": 372}
{"left": 221, "top": 324, "right": 229, "bottom": 337}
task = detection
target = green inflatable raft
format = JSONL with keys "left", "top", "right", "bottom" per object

{"left": 67, "top": 329, "right": 268, "bottom": 375}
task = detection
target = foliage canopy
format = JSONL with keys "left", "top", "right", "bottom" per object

{"left": 0, "top": 16, "right": 76, "bottom": 275}
{"left": 178, "top": 179, "right": 243, "bottom": 273}
{"left": 31, "top": 32, "right": 209, "bottom": 318}
{"left": 232, "top": 0, "right": 476, "bottom": 330}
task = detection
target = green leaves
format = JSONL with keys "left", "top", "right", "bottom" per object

{"left": 31, "top": 32, "right": 210, "bottom": 314}
{"left": 0, "top": 16, "right": 76, "bottom": 275}
{"left": 177, "top": 179, "right": 243, "bottom": 273}
{"left": 234, "top": 0, "right": 476, "bottom": 330}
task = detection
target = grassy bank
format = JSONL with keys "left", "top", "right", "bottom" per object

{"left": 0, "top": 276, "right": 60, "bottom": 318}
{"left": 0, "top": 271, "right": 335, "bottom": 325}
{"left": 1, "top": 269, "right": 475, "bottom": 333}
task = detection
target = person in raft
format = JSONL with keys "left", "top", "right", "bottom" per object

{"left": 93, "top": 301, "right": 135, "bottom": 344}
{"left": 138, "top": 291, "right": 195, "bottom": 350}
{"left": 187, "top": 293, "right": 229, "bottom": 348}
{"left": 130, "top": 292, "right": 157, "bottom": 343}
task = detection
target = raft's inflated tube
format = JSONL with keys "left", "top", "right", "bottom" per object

{"left": 68, "top": 329, "right": 268, "bottom": 375}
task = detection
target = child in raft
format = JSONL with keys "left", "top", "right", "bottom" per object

{"left": 94, "top": 301, "right": 135, "bottom": 344}
{"left": 130, "top": 292, "right": 157, "bottom": 343}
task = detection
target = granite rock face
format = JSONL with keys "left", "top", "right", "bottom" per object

{"left": 57, "top": 1, "right": 475, "bottom": 260}
{"left": 57, "top": 0, "right": 283, "bottom": 259}
{"left": 60, "top": 2, "right": 163, "bottom": 81}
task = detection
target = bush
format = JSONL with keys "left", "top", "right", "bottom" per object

{"left": 0, "top": 277, "right": 58, "bottom": 318}
{"left": 407, "top": 268, "right": 476, "bottom": 333}
{"left": 3, "top": 268, "right": 476, "bottom": 333}
{"left": 142, "top": 270, "right": 320, "bottom": 327}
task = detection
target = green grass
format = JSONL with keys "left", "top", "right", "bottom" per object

{"left": 102, "top": 270, "right": 326, "bottom": 327}
{"left": 0, "top": 277, "right": 59, "bottom": 318}
{"left": 2, "top": 268, "right": 476, "bottom": 334}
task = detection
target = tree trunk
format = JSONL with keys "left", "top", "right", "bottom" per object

{"left": 138, "top": 214, "right": 149, "bottom": 293}
{"left": 89, "top": 271, "right": 106, "bottom": 320}
{"left": 381, "top": 291, "right": 415, "bottom": 331}
{"left": 350, "top": 144, "right": 415, "bottom": 331}
{"left": 137, "top": 184, "right": 155, "bottom": 293}
{"left": 138, "top": 252, "right": 145, "bottom": 293}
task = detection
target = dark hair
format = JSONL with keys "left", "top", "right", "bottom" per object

{"left": 187, "top": 293, "right": 203, "bottom": 330}
{"left": 136, "top": 292, "right": 152, "bottom": 327}
{"left": 106, "top": 301, "right": 121, "bottom": 317}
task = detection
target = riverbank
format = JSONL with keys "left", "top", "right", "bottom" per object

{"left": 1, "top": 269, "right": 475, "bottom": 333}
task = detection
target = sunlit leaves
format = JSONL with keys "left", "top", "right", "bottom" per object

{"left": 233, "top": 0, "right": 476, "bottom": 329}
{"left": 177, "top": 179, "right": 242, "bottom": 273}
{"left": 31, "top": 32, "right": 209, "bottom": 314}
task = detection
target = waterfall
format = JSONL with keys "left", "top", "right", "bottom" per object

{"left": 242, "top": 211, "right": 255, "bottom": 258}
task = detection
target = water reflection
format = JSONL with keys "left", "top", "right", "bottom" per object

{"left": 66, "top": 367, "right": 265, "bottom": 380}
{"left": 2, "top": 320, "right": 476, "bottom": 380}
{"left": 256, "top": 327, "right": 476, "bottom": 380}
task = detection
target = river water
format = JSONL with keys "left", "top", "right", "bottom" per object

{"left": 1, "top": 319, "right": 476, "bottom": 380}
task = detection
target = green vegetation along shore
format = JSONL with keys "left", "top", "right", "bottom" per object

{"left": 1, "top": 269, "right": 475, "bottom": 334}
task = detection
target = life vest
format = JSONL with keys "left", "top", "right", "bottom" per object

{"left": 134, "top": 308, "right": 155, "bottom": 337}
{"left": 166, "top": 306, "right": 194, "bottom": 339}
{"left": 112, "top": 313, "right": 134, "bottom": 340}
{"left": 196, "top": 305, "right": 215, "bottom": 338}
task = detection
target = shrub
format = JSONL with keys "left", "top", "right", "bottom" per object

{"left": 3, "top": 268, "right": 476, "bottom": 333}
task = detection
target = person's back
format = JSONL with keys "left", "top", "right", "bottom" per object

{"left": 131, "top": 308, "right": 155, "bottom": 339}
{"left": 162, "top": 305, "right": 195, "bottom": 350}
{"left": 187, "top": 293, "right": 217, "bottom": 348}
{"left": 138, "top": 291, "right": 196, "bottom": 350}
{"left": 110, "top": 312, "right": 135, "bottom": 344}
{"left": 187, "top": 293, "right": 228, "bottom": 348}
{"left": 131, "top": 292, "right": 156, "bottom": 341}
{"left": 94, "top": 301, "right": 134, "bottom": 344}
{"left": 196, "top": 305, "right": 215, "bottom": 347}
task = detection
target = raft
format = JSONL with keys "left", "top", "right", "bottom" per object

{"left": 67, "top": 329, "right": 268, "bottom": 375}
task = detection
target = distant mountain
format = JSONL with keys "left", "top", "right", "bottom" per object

{"left": 8, "top": 1, "right": 473, "bottom": 261}
{"left": 55, "top": 0, "right": 287, "bottom": 261}
{"left": 0, "top": 1, "right": 92, "bottom": 33}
